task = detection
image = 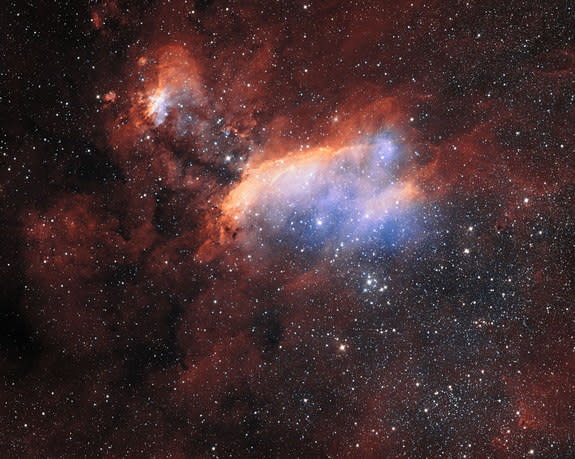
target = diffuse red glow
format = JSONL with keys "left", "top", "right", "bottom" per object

{"left": 3, "top": 1, "right": 574, "bottom": 457}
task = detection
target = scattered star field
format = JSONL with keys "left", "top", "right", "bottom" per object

{"left": 1, "top": 1, "right": 575, "bottom": 457}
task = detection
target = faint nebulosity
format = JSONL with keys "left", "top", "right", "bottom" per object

{"left": 1, "top": 1, "right": 574, "bottom": 457}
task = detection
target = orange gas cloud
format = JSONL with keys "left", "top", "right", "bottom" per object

{"left": 107, "top": 44, "right": 206, "bottom": 137}
{"left": 220, "top": 144, "right": 419, "bottom": 222}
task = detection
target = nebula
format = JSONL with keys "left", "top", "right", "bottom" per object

{"left": 1, "top": 1, "right": 574, "bottom": 457}
{"left": 216, "top": 136, "right": 420, "bottom": 252}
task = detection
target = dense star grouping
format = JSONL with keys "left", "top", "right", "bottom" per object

{"left": 1, "top": 0, "right": 574, "bottom": 457}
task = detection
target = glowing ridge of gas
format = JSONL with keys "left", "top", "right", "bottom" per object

{"left": 219, "top": 135, "right": 420, "bottom": 250}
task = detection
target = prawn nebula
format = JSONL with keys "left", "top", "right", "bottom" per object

{"left": 2, "top": 1, "right": 575, "bottom": 457}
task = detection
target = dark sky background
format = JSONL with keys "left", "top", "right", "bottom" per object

{"left": 1, "top": 0, "right": 575, "bottom": 457}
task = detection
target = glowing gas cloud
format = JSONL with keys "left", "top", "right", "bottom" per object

{"left": 140, "top": 45, "right": 205, "bottom": 132}
{"left": 7, "top": 2, "right": 575, "bottom": 457}
{"left": 219, "top": 135, "right": 420, "bottom": 252}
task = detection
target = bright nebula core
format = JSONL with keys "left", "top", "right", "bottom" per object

{"left": 2, "top": 1, "right": 575, "bottom": 457}
{"left": 219, "top": 136, "right": 419, "bottom": 253}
